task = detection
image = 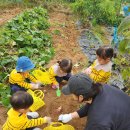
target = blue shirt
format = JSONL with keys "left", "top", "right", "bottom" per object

{"left": 77, "top": 85, "right": 130, "bottom": 130}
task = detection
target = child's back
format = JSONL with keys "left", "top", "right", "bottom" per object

{"left": 3, "top": 91, "right": 51, "bottom": 130}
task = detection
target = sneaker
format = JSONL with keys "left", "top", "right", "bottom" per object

{"left": 27, "top": 112, "right": 39, "bottom": 118}
{"left": 33, "top": 128, "right": 42, "bottom": 130}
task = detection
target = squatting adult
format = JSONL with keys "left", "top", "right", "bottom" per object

{"left": 58, "top": 73, "right": 130, "bottom": 130}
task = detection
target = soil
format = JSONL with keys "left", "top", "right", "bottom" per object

{"left": 0, "top": 7, "right": 22, "bottom": 26}
{"left": 0, "top": 5, "right": 87, "bottom": 130}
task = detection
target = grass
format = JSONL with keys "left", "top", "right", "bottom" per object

{"left": 92, "top": 25, "right": 110, "bottom": 44}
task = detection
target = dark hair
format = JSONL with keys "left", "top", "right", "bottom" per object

{"left": 10, "top": 91, "right": 33, "bottom": 110}
{"left": 96, "top": 46, "right": 115, "bottom": 60}
{"left": 81, "top": 83, "right": 102, "bottom": 101}
{"left": 57, "top": 59, "right": 72, "bottom": 73}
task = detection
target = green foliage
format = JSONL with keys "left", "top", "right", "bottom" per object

{"left": 0, "top": 83, "right": 11, "bottom": 107}
{"left": 118, "top": 16, "right": 130, "bottom": 34}
{"left": 113, "top": 16, "right": 130, "bottom": 88}
{"left": 53, "top": 30, "right": 61, "bottom": 35}
{"left": 0, "top": 6, "right": 54, "bottom": 107}
{"left": 113, "top": 54, "right": 130, "bottom": 87}
{"left": 117, "top": 16, "right": 130, "bottom": 53}
{"left": 72, "top": 0, "right": 122, "bottom": 26}
{"left": 0, "top": 6, "right": 54, "bottom": 68}
{"left": 63, "top": 0, "right": 76, "bottom": 2}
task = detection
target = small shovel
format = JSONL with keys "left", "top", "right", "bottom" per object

{"left": 56, "top": 87, "right": 61, "bottom": 97}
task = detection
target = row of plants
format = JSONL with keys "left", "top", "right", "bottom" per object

{"left": 0, "top": 6, "right": 54, "bottom": 107}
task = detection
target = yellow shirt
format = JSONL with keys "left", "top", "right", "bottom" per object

{"left": 48, "top": 63, "right": 67, "bottom": 85}
{"left": 89, "top": 60, "right": 112, "bottom": 83}
{"left": 9, "top": 69, "right": 37, "bottom": 89}
{"left": 2, "top": 108, "right": 46, "bottom": 130}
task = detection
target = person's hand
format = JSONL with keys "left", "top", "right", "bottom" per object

{"left": 58, "top": 114, "right": 72, "bottom": 123}
{"left": 52, "top": 83, "right": 59, "bottom": 89}
{"left": 36, "top": 81, "right": 42, "bottom": 86}
{"left": 84, "top": 68, "right": 92, "bottom": 75}
{"left": 44, "top": 116, "right": 51, "bottom": 124}
{"left": 27, "top": 112, "right": 39, "bottom": 118}
{"left": 31, "top": 83, "right": 39, "bottom": 90}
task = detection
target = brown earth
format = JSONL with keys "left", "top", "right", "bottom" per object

{"left": 0, "top": 7, "right": 22, "bottom": 26}
{"left": 0, "top": 5, "right": 88, "bottom": 130}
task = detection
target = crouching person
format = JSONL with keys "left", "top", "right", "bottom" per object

{"left": 2, "top": 91, "right": 51, "bottom": 130}
{"left": 59, "top": 73, "right": 130, "bottom": 130}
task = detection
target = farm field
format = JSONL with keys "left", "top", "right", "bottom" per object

{"left": 0, "top": 1, "right": 130, "bottom": 130}
{"left": 0, "top": 3, "right": 87, "bottom": 130}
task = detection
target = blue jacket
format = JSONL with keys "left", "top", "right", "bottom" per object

{"left": 77, "top": 85, "right": 130, "bottom": 130}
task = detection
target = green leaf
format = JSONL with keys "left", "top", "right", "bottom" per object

{"left": 118, "top": 16, "right": 130, "bottom": 34}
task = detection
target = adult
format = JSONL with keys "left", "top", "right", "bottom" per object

{"left": 58, "top": 73, "right": 130, "bottom": 130}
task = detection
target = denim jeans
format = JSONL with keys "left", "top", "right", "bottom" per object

{"left": 10, "top": 78, "right": 30, "bottom": 94}
{"left": 10, "top": 84, "right": 27, "bottom": 94}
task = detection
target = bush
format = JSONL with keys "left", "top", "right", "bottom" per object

{"left": 72, "top": 0, "right": 122, "bottom": 26}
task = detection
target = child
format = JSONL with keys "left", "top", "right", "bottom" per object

{"left": 84, "top": 46, "right": 114, "bottom": 84}
{"left": 2, "top": 91, "right": 51, "bottom": 130}
{"left": 9, "top": 56, "right": 40, "bottom": 94}
{"left": 48, "top": 59, "right": 72, "bottom": 89}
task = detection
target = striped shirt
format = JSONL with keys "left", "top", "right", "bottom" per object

{"left": 89, "top": 60, "right": 112, "bottom": 83}
{"left": 2, "top": 108, "right": 46, "bottom": 130}
{"left": 48, "top": 63, "right": 67, "bottom": 85}
{"left": 9, "top": 69, "right": 37, "bottom": 89}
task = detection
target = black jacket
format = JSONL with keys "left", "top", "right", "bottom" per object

{"left": 77, "top": 85, "right": 130, "bottom": 130}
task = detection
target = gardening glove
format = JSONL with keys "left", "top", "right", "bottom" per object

{"left": 27, "top": 112, "right": 39, "bottom": 118}
{"left": 58, "top": 114, "right": 72, "bottom": 123}
{"left": 44, "top": 116, "right": 52, "bottom": 124}
{"left": 52, "top": 83, "right": 59, "bottom": 89}
{"left": 31, "top": 83, "right": 39, "bottom": 90}
{"left": 84, "top": 68, "right": 92, "bottom": 75}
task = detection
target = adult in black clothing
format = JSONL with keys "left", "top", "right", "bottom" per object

{"left": 58, "top": 73, "right": 130, "bottom": 130}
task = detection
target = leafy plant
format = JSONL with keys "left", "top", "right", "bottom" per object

{"left": 72, "top": 0, "right": 122, "bottom": 26}
{"left": 53, "top": 29, "right": 61, "bottom": 35}
{"left": 0, "top": 83, "right": 11, "bottom": 107}
{"left": 112, "top": 16, "right": 130, "bottom": 88}
{"left": 118, "top": 16, "right": 130, "bottom": 53}
{"left": 0, "top": 6, "right": 54, "bottom": 68}
{"left": 0, "top": 7, "right": 54, "bottom": 107}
